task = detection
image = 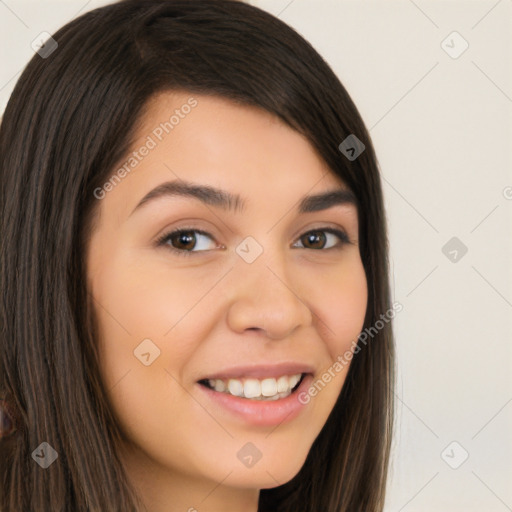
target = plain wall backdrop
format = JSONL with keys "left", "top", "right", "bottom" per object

{"left": 1, "top": 1, "right": 511, "bottom": 511}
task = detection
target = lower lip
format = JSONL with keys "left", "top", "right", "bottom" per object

{"left": 197, "top": 374, "right": 313, "bottom": 427}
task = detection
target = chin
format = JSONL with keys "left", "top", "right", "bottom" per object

{"left": 221, "top": 451, "right": 308, "bottom": 490}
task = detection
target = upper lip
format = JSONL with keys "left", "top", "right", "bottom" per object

{"left": 198, "top": 362, "right": 315, "bottom": 381}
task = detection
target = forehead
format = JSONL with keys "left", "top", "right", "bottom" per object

{"left": 99, "top": 91, "right": 352, "bottom": 220}
{"left": 140, "top": 91, "right": 333, "bottom": 166}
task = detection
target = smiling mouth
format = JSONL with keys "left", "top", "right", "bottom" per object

{"left": 198, "top": 373, "right": 307, "bottom": 401}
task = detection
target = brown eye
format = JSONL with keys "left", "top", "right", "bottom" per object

{"left": 156, "top": 228, "right": 218, "bottom": 256}
{"left": 169, "top": 231, "right": 197, "bottom": 250}
{"left": 302, "top": 231, "right": 326, "bottom": 249}
{"left": 294, "top": 228, "right": 350, "bottom": 250}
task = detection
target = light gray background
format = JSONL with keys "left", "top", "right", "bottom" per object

{"left": 1, "top": 1, "right": 511, "bottom": 511}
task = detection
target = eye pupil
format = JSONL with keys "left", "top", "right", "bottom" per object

{"left": 304, "top": 231, "right": 326, "bottom": 249}
{"left": 174, "top": 231, "right": 195, "bottom": 250}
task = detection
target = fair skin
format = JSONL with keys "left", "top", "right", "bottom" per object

{"left": 86, "top": 91, "right": 368, "bottom": 512}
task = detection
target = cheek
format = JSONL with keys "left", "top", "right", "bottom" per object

{"left": 89, "top": 253, "right": 210, "bottom": 452}
{"left": 92, "top": 245, "right": 218, "bottom": 338}
{"left": 296, "top": 254, "right": 367, "bottom": 420}
{"left": 315, "top": 254, "right": 368, "bottom": 361}
{"left": 88, "top": 249, "right": 208, "bottom": 393}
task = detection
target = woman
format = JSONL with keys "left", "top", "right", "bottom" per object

{"left": 0, "top": 1, "right": 395, "bottom": 510}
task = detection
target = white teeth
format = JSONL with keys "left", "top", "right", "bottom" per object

{"left": 213, "top": 379, "right": 226, "bottom": 393}
{"left": 206, "top": 373, "right": 303, "bottom": 400}
{"left": 276, "top": 376, "right": 289, "bottom": 393}
{"left": 289, "top": 374, "right": 301, "bottom": 389}
{"left": 228, "top": 379, "right": 244, "bottom": 397}
{"left": 261, "top": 378, "right": 277, "bottom": 396}
{"left": 243, "top": 379, "right": 261, "bottom": 398}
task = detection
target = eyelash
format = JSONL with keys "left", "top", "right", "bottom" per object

{"left": 155, "top": 226, "right": 352, "bottom": 257}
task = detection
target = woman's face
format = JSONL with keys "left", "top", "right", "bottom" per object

{"left": 87, "top": 92, "right": 367, "bottom": 501}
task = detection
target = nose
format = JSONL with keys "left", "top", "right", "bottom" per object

{"left": 226, "top": 250, "right": 313, "bottom": 340}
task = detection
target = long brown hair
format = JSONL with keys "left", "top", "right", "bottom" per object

{"left": 0, "top": 1, "right": 395, "bottom": 510}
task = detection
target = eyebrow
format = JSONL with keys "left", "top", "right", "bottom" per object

{"left": 130, "top": 179, "right": 357, "bottom": 216}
